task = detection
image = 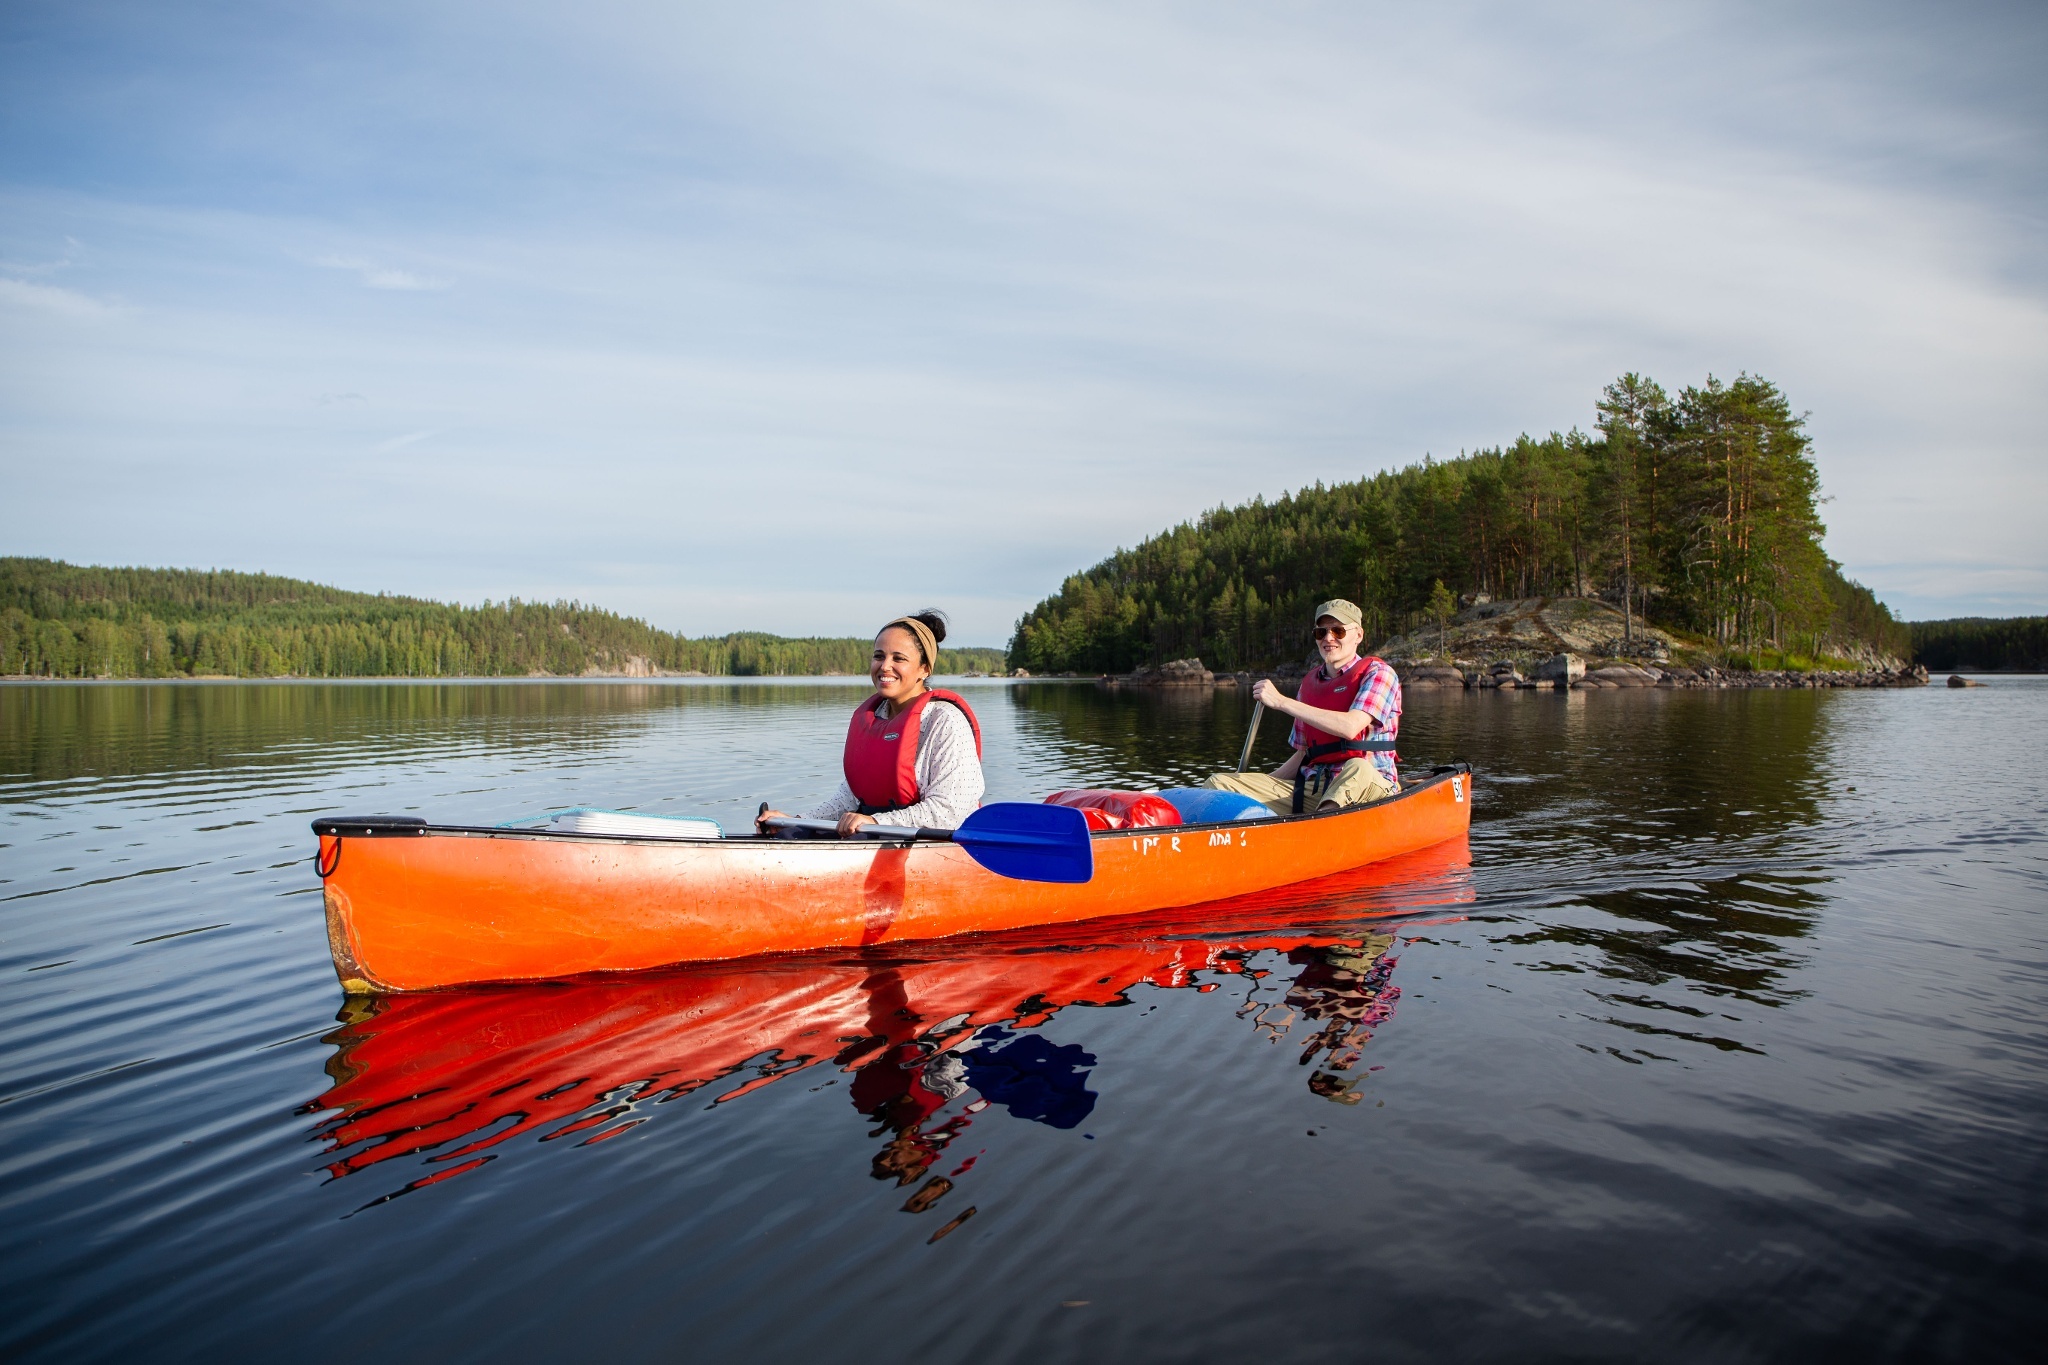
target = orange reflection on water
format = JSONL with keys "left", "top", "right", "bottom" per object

{"left": 305, "top": 837, "right": 1471, "bottom": 1208}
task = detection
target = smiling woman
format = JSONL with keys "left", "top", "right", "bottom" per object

{"left": 757, "top": 609, "right": 987, "bottom": 836}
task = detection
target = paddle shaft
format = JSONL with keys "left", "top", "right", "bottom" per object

{"left": 761, "top": 816, "right": 947, "bottom": 842}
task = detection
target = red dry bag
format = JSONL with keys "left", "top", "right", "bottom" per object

{"left": 1042, "top": 789, "right": 1183, "bottom": 832}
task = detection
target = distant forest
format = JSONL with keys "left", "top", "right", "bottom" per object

{"left": 0, "top": 560, "right": 1007, "bottom": 679}
{"left": 1009, "top": 373, "right": 1910, "bottom": 672}
{"left": 1909, "top": 618, "right": 2048, "bottom": 673}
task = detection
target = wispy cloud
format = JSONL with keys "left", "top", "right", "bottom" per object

{"left": 0, "top": 237, "right": 82, "bottom": 278}
{"left": 1, "top": 1, "right": 2043, "bottom": 635}
{"left": 0, "top": 275, "right": 115, "bottom": 318}
{"left": 314, "top": 256, "right": 449, "bottom": 291}
{"left": 0, "top": 236, "right": 111, "bottom": 316}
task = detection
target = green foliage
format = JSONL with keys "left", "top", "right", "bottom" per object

{"left": 1908, "top": 617, "right": 2048, "bottom": 672}
{"left": 1821, "top": 565, "right": 1910, "bottom": 661}
{"left": 0, "top": 560, "right": 1006, "bottom": 679}
{"left": 1425, "top": 580, "right": 1457, "bottom": 657}
{"left": 1008, "top": 372, "right": 1905, "bottom": 671}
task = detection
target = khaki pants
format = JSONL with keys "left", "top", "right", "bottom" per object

{"left": 1203, "top": 759, "right": 1397, "bottom": 816}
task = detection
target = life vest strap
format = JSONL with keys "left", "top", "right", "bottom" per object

{"left": 1291, "top": 738, "right": 1399, "bottom": 813}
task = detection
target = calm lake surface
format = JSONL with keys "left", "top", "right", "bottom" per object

{"left": 3, "top": 677, "right": 2044, "bottom": 1363}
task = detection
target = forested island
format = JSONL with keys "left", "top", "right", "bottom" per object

{"left": 1008, "top": 373, "right": 1916, "bottom": 674}
{"left": 0, "top": 560, "right": 1006, "bottom": 679}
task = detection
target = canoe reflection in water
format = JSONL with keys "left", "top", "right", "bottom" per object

{"left": 305, "top": 838, "right": 1471, "bottom": 1213}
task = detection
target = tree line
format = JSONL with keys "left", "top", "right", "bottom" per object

{"left": 1007, "top": 372, "right": 1910, "bottom": 672}
{"left": 1908, "top": 618, "right": 2048, "bottom": 673}
{"left": 0, "top": 560, "right": 1006, "bottom": 679}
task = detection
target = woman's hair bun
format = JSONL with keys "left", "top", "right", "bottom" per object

{"left": 908, "top": 608, "right": 949, "bottom": 645}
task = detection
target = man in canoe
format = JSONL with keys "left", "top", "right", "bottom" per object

{"left": 757, "top": 610, "right": 986, "bottom": 837}
{"left": 1201, "top": 598, "right": 1401, "bottom": 816}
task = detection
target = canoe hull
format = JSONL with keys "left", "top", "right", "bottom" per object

{"left": 319, "top": 767, "right": 1473, "bottom": 992}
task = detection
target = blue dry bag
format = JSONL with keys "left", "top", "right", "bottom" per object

{"left": 1157, "top": 787, "right": 1274, "bottom": 825}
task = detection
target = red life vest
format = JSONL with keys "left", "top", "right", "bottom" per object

{"left": 843, "top": 688, "right": 983, "bottom": 811}
{"left": 1294, "top": 655, "right": 1392, "bottom": 768}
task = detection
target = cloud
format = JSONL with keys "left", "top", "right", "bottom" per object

{"left": 1, "top": 0, "right": 2043, "bottom": 638}
{"left": 0, "top": 275, "right": 115, "bottom": 318}
{"left": 313, "top": 255, "right": 449, "bottom": 291}
{"left": 372, "top": 429, "right": 434, "bottom": 452}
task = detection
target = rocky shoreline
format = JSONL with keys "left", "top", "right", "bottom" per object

{"left": 1090, "top": 593, "right": 1928, "bottom": 692}
{"left": 1393, "top": 657, "right": 1929, "bottom": 690}
{"left": 1100, "top": 654, "right": 1929, "bottom": 691}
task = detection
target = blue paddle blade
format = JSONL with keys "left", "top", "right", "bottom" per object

{"left": 954, "top": 803, "right": 1095, "bottom": 884}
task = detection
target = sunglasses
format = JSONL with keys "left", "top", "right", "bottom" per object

{"left": 1310, "top": 625, "right": 1355, "bottom": 640}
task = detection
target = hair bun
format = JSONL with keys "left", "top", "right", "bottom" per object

{"left": 909, "top": 608, "right": 948, "bottom": 645}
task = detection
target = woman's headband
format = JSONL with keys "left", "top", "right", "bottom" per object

{"left": 880, "top": 616, "right": 938, "bottom": 669}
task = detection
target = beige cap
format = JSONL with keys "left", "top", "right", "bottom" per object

{"left": 1313, "top": 598, "right": 1364, "bottom": 629}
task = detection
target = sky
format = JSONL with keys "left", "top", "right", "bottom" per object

{"left": 2, "top": 0, "right": 2044, "bottom": 645}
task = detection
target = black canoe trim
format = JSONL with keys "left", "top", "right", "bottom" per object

{"left": 311, "top": 815, "right": 430, "bottom": 837}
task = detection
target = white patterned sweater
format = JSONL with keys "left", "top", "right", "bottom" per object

{"left": 801, "top": 697, "right": 985, "bottom": 830}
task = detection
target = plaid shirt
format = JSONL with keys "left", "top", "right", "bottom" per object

{"left": 1288, "top": 654, "right": 1402, "bottom": 786}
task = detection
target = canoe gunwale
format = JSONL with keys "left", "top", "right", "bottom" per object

{"left": 310, "top": 763, "right": 1471, "bottom": 851}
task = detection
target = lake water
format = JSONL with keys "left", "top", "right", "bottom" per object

{"left": 3, "top": 678, "right": 2044, "bottom": 1362}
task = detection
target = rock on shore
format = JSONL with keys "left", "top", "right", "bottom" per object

{"left": 1100, "top": 658, "right": 1214, "bottom": 688}
{"left": 1377, "top": 595, "right": 1679, "bottom": 665}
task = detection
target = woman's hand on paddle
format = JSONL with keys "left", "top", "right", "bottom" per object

{"left": 836, "top": 812, "right": 876, "bottom": 838}
{"left": 756, "top": 807, "right": 790, "bottom": 834}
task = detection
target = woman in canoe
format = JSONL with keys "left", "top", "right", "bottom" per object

{"left": 757, "top": 610, "right": 985, "bottom": 837}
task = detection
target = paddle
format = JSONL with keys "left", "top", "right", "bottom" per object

{"left": 759, "top": 802, "right": 1094, "bottom": 884}
{"left": 1237, "top": 701, "right": 1265, "bottom": 772}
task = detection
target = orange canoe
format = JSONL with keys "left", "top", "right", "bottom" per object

{"left": 314, "top": 765, "right": 1473, "bottom": 992}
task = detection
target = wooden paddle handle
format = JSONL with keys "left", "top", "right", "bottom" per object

{"left": 1237, "top": 701, "right": 1265, "bottom": 772}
